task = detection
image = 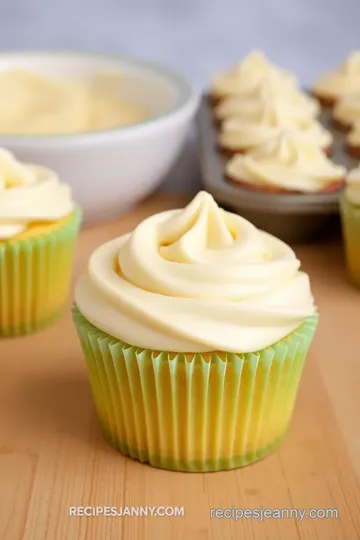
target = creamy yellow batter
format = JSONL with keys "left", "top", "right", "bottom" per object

{"left": 0, "top": 70, "right": 151, "bottom": 135}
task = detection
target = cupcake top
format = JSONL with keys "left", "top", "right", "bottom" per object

{"left": 218, "top": 99, "right": 332, "bottom": 151}
{"left": 333, "top": 93, "right": 360, "bottom": 127}
{"left": 0, "top": 148, "right": 74, "bottom": 240}
{"left": 214, "top": 78, "right": 320, "bottom": 122}
{"left": 226, "top": 130, "right": 346, "bottom": 192}
{"left": 75, "top": 191, "right": 315, "bottom": 353}
{"left": 211, "top": 50, "right": 297, "bottom": 99}
{"left": 345, "top": 164, "right": 360, "bottom": 204}
{"left": 347, "top": 121, "right": 360, "bottom": 147}
{"left": 313, "top": 51, "right": 360, "bottom": 101}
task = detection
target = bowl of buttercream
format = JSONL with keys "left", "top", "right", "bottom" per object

{"left": 0, "top": 51, "right": 198, "bottom": 222}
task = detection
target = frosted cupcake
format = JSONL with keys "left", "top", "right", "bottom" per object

{"left": 347, "top": 121, "right": 360, "bottom": 158}
{"left": 73, "top": 191, "right": 318, "bottom": 472}
{"left": 210, "top": 50, "right": 297, "bottom": 104}
{"left": 312, "top": 51, "right": 360, "bottom": 106}
{"left": 0, "top": 148, "right": 81, "bottom": 336}
{"left": 340, "top": 164, "right": 360, "bottom": 287}
{"left": 218, "top": 99, "right": 333, "bottom": 156}
{"left": 333, "top": 93, "right": 360, "bottom": 130}
{"left": 214, "top": 78, "right": 320, "bottom": 125}
{"left": 226, "top": 130, "right": 345, "bottom": 193}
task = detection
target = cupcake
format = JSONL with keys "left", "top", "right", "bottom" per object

{"left": 218, "top": 99, "right": 333, "bottom": 156}
{"left": 210, "top": 50, "right": 297, "bottom": 104}
{"left": 73, "top": 191, "right": 318, "bottom": 472}
{"left": 346, "top": 121, "right": 360, "bottom": 158}
{"left": 333, "top": 93, "right": 360, "bottom": 130}
{"left": 214, "top": 78, "right": 320, "bottom": 125}
{"left": 312, "top": 51, "right": 360, "bottom": 107}
{"left": 340, "top": 164, "right": 360, "bottom": 287}
{"left": 0, "top": 148, "right": 81, "bottom": 337}
{"left": 225, "top": 130, "right": 345, "bottom": 193}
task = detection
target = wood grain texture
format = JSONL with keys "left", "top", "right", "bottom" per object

{"left": 1, "top": 194, "right": 360, "bottom": 540}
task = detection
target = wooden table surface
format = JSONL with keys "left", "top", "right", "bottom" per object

{"left": 1, "top": 194, "right": 360, "bottom": 540}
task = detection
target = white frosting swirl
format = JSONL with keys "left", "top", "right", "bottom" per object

{"left": 215, "top": 79, "right": 320, "bottom": 122}
{"left": 219, "top": 99, "right": 332, "bottom": 152}
{"left": 346, "top": 164, "right": 360, "bottom": 204}
{"left": 333, "top": 93, "right": 360, "bottom": 127}
{"left": 0, "top": 148, "right": 74, "bottom": 239}
{"left": 226, "top": 130, "right": 345, "bottom": 192}
{"left": 211, "top": 50, "right": 297, "bottom": 99}
{"left": 75, "top": 191, "right": 315, "bottom": 353}
{"left": 313, "top": 51, "right": 360, "bottom": 101}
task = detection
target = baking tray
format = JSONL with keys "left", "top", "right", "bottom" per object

{"left": 197, "top": 95, "right": 358, "bottom": 243}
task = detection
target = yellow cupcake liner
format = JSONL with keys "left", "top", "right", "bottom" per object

{"left": 340, "top": 195, "right": 360, "bottom": 288}
{"left": 0, "top": 208, "right": 81, "bottom": 337}
{"left": 72, "top": 305, "right": 318, "bottom": 472}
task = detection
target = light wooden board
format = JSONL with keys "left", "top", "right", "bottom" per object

{"left": 1, "top": 194, "right": 360, "bottom": 540}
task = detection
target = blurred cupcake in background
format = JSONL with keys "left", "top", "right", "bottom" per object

{"left": 73, "top": 191, "right": 318, "bottom": 472}
{"left": 225, "top": 129, "right": 345, "bottom": 193}
{"left": 346, "top": 121, "right": 360, "bottom": 158}
{"left": 312, "top": 51, "right": 360, "bottom": 107}
{"left": 214, "top": 78, "right": 320, "bottom": 125}
{"left": 340, "top": 163, "right": 360, "bottom": 288}
{"left": 0, "top": 148, "right": 81, "bottom": 337}
{"left": 210, "top": 50, "right": 297, "bottom": 104}
{"left": 333, "top": 93, "right": 360, "bottom": 130}
{"left": 218, "top": 99, "right": 333, "bottom": 156}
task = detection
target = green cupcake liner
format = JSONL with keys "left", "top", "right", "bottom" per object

{"left": 0, "top": 208, "right": 81, "bottom": 337}
{"left": 340, "top": 195, "right": 360, "bottom": 288}
{"left": 72, "top": 305, "right": 318, "bottom": 472}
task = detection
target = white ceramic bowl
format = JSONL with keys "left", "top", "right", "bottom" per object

{"left": 0, "top": 51, "right": 199, "bottom": 223}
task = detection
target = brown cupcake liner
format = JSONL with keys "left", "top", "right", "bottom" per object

{"left": 346, "top": 142, "right": 360, "bottom": 159}
{"left": 310, "top": 90, "right": 337, "bottom": 108}
{"left": 218, "top": 144, "right": 248, "bottom": 158}
{"left": 225, "top": 175, "right": 345, "bottom": 195}
{"left": 208, "top": 93, "right": 224, "bottom": 108}
{"left": 212, "top": 115, "right": 223, "bottom": 128}
{"left": 219, "top": 144, "right": 333, "bottom": 158}
{"left": 332, "top": 117, "right": 352, "bottom": 132}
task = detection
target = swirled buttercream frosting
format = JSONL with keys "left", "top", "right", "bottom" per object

{"left": 218, "top": 99, "right": 332, "bottom": 152}
{"left": 313, "top": 51, "right": 360, "bottom": 101}
{"left": 75, "top": 191, "right": 316, "bottom": 353}
{"left": 215, "top": 79, "right": 320, "bottom": 122}
{"left": 226, "top": 130, "right": 345, "bottom": 192}
{"left": 0, "top": 148, "right": 74, "bottom": 239}
{"left": 211, "top": 50, "right": 297, "bottom": 99}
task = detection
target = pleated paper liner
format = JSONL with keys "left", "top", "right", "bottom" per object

{"left": 340, "top": 195, "right": 360, "bottom": 289}
{"left": 0, "top": 208, "right": 81, "bottom": 337}
{"left": 72, "top": 306, "right": 318, "bottom": 472}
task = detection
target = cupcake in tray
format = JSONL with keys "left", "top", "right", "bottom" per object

{"left": 0, "top": 148, "right": 81, "bottom": 337}
{"left": 340, "top": 164, "right": 360, "bottom": 287}
{"left": 210, "top": 50, "right": 297, "bottom": 105}
{"left": 73, "top": 190, "right": 318, "bottom": 472}
{"left": 312, "top": 51, "right": 360, "bottom": 107}
{"left": 214, "top": 78, "right": 320, "bottom": 125}
{"left": 346, "top": 121, "right": 360, "bottom": 158}
{"left": 333, "top": 93, "right": 360, "bottom": 130}
{"left": 218, "top": 99, "right": 333, "bottom": 156}
{"left": 225, "top": 129, "right": 346, "bottom": 194}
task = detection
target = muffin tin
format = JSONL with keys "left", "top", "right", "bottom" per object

{"left": 197, "top": 95, "right": 358, "bottom": 243}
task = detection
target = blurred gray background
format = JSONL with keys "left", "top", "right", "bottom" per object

{"left": 1, "top": 0, "right": 359, "bottom": 193}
